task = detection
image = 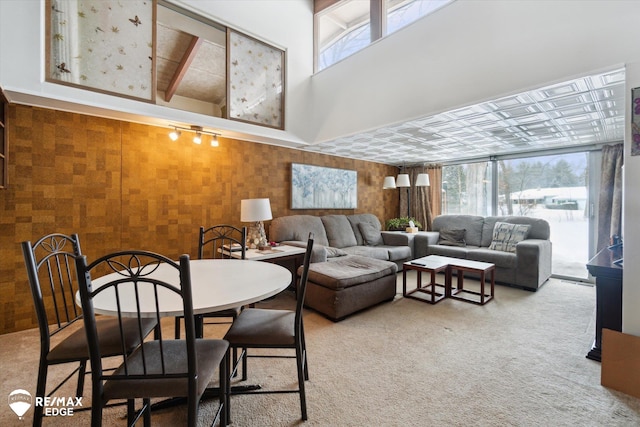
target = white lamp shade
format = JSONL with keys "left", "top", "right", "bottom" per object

{"left": 382, "top": 176, "right": 396, "bottom": 189}
{"left": 240, "top": 198, "right": 273, "bottom": 222}
{"left": 415, "top": 173, "right": 431, "bottom": 187}
{"left": 396, "top": 174, "right": 411, "bottom": 187}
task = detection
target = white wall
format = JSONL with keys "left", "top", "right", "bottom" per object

{"left": 0, "top": 0, "right": 314, "bottom": 148}
{"left": 308, "top": 0, "right": 640, "bottom": 142}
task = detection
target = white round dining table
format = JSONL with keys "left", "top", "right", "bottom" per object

{"left": 78, "top": 259, "right": 292, "bottom": 319}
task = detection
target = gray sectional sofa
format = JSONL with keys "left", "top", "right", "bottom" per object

{"left": 269, "top": 214, "right": 411, "bottom": 320}
{"left": 413, "top": 215, "right": 552, "bottom": 291}
{"left": 270, "top": 213, "right": 412, "bottom": 269}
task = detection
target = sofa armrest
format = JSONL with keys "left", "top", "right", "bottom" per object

{"left": 281, "top": 240, "right": 328, "bottom": 263}
{"left": 515, "top": 239, "right": 552, "bottom": 289}
{"left": 413, "top": 232, "right": 440, "bottom": 259}
{"left": 380, "top": 231, "right": 411, "bottom": 246}
{"left": 381, "top": 231, "right": 415, "bottom": 258}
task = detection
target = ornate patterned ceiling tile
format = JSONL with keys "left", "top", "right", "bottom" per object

{"left": 534, "top": 79, "right": 589, "bottom": 100}
{"left": 486, "top": 94, "right": 531, "bottom": 111}
{"left": 591, "top": 69, "right": 626, "bottom": 88}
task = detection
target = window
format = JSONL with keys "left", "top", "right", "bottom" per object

{"left": 442, "top": 161, "right": 492, "bottom": 216}
{"left": 442, "top": 149, "right": 597, "bottom": 280}
{"left": 315, "top": 0, "right": 453, "bottom": 72}
{"left": 316, "top": 1, "right": 371, "bottom": 72}
{"left": 498, "top": 153, "right": 591, "bottom": 279}
{"left": 386, "top": 0, "right": 452, "bottom": 36}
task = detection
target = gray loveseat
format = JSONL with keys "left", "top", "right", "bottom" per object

{"left": 413, "top": 215, "right": 552, "bottom": 291}
{"left": 269, "top": 214, "right": 411, "bottom": 320}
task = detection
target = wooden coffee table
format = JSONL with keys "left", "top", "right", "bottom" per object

{"left": 447, "top": 258, "right": 495, "bottom": 305}
{"left": 402, "top": 256, "right": 451, "bottom": 304}
{"left": 402, "top": 255, "right": 495, "bottom": 305}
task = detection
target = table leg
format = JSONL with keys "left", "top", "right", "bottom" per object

{"left": 490, "top": 268, "right": 495, "bottom": 299}
{"left": 403, "top": 268, "right": 408, "bottom": 296}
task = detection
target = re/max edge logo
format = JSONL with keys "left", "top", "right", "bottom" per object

{"left": 8, "top": 390, "right": 83, "bottom": 419}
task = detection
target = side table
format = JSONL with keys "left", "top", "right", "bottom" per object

{"left": 447, "top": 258, "right": 495, "bottom": 305}
{"left": 221, "top": 244, "right": 307, "bottom": 287}
{"left": 402, "top": 255, "right": 495, "bottom": 306}
{"left": 402, "top": 256, "right": 451, "bottom": 304}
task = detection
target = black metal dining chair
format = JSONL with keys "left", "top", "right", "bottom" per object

{"left": 21, "top": 233, "right": 157, "bottom": 427}
{"left": 223, "top": 233, "right": 314, "bottom": 421}
{"left": 75, "top": 250, "right": 229, "bottom": 427}
{"left": 175, "top": 225, "right": 247, "bottom": 339}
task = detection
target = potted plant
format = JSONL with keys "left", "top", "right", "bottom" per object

{"left": 385, "top": 217, "right": 422, "bottom": 231}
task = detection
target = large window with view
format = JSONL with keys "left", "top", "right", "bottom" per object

{"left": 315, "top": 0, "right": 453, "bottom": 72}
{"left": 442, "top": 161, "right": 492, "bottom": 217}
{"left": 443, "top": 150, "right": 599, "bottom": 281}
{"left": 498, "top": 153, "right": 592, "bottom": 280}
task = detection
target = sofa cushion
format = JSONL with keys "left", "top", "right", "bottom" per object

{"left": 347, "top": 214, "right": 383, "bottom": 246}
{"left": 385, "top": 245, "right": 412, "bottom": 261}
{"left": 270, "top": 215, "right": 330, "bottom": 247}
{"left": 281, "top": 241, "right": 328, "bottom": 263}
{"left": 341, "top": 246, "right": 390, "bottom": 261}
{"left": 467, "top": 248, "right": 517, "bottom": 269}
{"left": 488, "top": 222, "right": 531, "bottom": 253}
{"left": 438, "top": 229, "right": 466, "bottom": 247}
{"left": 482, "top": 216, "right": 551, "bottom": 246}
{"left": 432, "top": 215, "right": 484, "bottom": 246}
{"left": 428, "top": 245, "right": 475, "bottom": 258}
{"left": 502, "top": 216, "right": 550, "bottom": 240}
{"left": 326, "top": 246, "right": 348, "bottom": 258}
{"left": 321, "top": 215, "right": 358, "bottom": 248}
{"left": 306, "top": 255, "right": 397, "bottom": 290}
{"left": 358, "top": 222, "right": 384, "bottom": 246}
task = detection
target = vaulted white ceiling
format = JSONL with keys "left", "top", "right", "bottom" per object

{"left": 304, "top": 68, "right": 625, "bottom": 165}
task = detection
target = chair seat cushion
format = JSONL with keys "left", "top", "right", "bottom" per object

{"left": 48, "top": 317, "right": 157, "bottom": 363}
{"left": 102, "top": 339, "right": 228, "bottom": 400}
{"left": 224, "top": 308, "right": 295, "bottom": 347}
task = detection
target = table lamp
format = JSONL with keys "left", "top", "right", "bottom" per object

{"left": 241, "top": 198, "right": 273, "bottom": 249}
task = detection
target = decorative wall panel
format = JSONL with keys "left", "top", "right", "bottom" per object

{"left": 227, "top": 30, "right": 284, "bottom": 129}
{"left": 0, "top": 104, "right": 396, "bottom": 334}
{"left": 46, "top": 0, "right": 154, "bottom": 101}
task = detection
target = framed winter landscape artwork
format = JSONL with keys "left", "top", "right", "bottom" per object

{"left": 291, "top": 163, "right": 357, "bottom": 209}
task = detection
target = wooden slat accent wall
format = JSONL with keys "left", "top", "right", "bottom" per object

{"left": 0, "top": 104, "right": 398, "bottom": 334}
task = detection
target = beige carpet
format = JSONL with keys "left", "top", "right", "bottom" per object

{"left": 2, "top": 273, "right": 640, "bottom": 426}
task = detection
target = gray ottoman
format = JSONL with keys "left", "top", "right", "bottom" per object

{"left": 301, "top": 255, "right": 398, "bottom": 321}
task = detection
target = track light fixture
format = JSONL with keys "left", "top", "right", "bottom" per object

{"left": 167, "top": 124, "right": 221, "bottom": 146}
{"left": 168, "top": 127, "right": 181, "bottom": 141}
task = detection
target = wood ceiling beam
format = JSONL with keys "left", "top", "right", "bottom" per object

{"left": 164, "top": 36, "right": 203, "bottom": 102}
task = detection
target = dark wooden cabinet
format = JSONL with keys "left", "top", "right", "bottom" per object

{"left": 586, "top": 246, "right": 623, "bottom": 362}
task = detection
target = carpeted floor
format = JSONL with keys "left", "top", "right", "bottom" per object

{"left": 2, "top": 273, "right": 640, "bottom": 426}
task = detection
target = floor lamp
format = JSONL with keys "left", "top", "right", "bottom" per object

{"left": 383, "top": 172, "right": 430, "bottom": 218}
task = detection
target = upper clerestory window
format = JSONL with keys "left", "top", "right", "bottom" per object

{"left": 315, "top": 0, "right": 453, "bottom": 72}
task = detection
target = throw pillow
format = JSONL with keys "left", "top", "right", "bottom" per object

{"left": 325, "top": 246, "right": 348, "bottom": 258}
{"left": 488, "top": 222, "right": 531, "bottom": 253}
{"left": 438, "top": 229, "right": 466, "bottom": 247}
{"left": 358, "top": 222, "right": 384, "bottom": 246}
